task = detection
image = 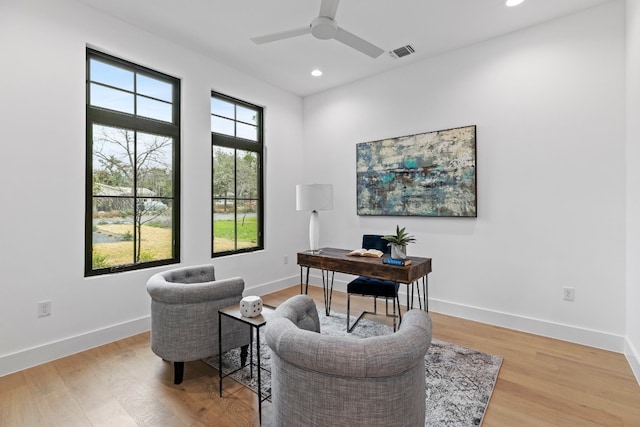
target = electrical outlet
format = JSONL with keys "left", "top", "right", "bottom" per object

{"left": 563, "top": 287, "right": 575, "bottom": 301}
{"left": 284, "top": 255, "right": 288, "bottom": 264}
{"left": 38, "top": 301, "right": 52, "bottom": 317}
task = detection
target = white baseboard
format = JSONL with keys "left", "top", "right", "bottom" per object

{"left": 302, "top": 272, "right": 627, "bottom": 353}
{"left": 0, "top": 316, "right": 150, "bottom": 377}
{"left": 245, "top": 275, "right": 300, "bottom": 296}
{"left": 428, "top": 298, "right": 626, "bottom": 353}
{"left": 3, "top": 274, "right": 635, "bottom": 384}
{"left": 625, "top": 337, "right": 640, "bottom": 384}
{"left": 0, "top": 276, "right": 298, "bottom": 378}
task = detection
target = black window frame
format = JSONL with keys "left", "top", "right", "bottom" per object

{"left": 85, "top": 48, "right": 181, "bottom": 276}
{"left": 211, "top": 92, "right": 264, "bottom": 257}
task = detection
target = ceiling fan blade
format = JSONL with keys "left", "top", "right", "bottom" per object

{"left": 319, "top": 0, "right": 340, "bottom": 19}
{"left": 334, "top": 27, "right": 384, "bottom": 58}
{"left": 251, "top": 26, "right": 311, "bottom": 45}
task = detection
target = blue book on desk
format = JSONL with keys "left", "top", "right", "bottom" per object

{"left": 383, "top": 257, "right": 412, "bottom": 266}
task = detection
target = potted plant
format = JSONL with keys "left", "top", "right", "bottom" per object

{"left": 382, "top": 225, "right": 416, "bottom": 259}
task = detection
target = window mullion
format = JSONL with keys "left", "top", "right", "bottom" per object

{"left": 234, "top": 149, "right": 238, "bottom": 251}
{"left": 133, "top": 130, "right": 138, "bottom": 264}
{"left": 88, "top": 108, "right": 178, "bottom": 138}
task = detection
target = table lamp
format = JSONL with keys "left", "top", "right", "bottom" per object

{"left": 296, "top": 184, "right": 333, "bottom": 253}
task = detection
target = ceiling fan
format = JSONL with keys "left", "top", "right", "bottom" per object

{"left": 250, "top": 0, "right": 384, "bottom": 59}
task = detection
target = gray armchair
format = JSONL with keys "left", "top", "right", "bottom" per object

{"left": 265, "top": 294, "right": 432, "bottom": 427}
{"left": 146, "top": 264, "right": 251, "bottom": 384}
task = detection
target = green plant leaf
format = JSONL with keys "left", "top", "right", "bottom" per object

{"left": 381, "top": 225, "right": 416, "bottom": 246}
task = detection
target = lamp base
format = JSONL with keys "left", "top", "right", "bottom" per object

{"left": 309, "top": 210, "right": 320, "bottom": 252}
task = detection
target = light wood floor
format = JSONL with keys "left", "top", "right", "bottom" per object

{"left": 2, "top": 285, "right": 639, "bottom": 426}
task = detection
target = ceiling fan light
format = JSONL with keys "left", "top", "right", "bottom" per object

{"left": 505, "top": 0, "right": 525, "bottom": 6}
{"left": 311, "top": 16, "right": 338, "bottom": 40}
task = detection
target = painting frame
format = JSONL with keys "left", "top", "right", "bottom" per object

{"left": 356, "top": 125, "right": 477, "bottom": 217}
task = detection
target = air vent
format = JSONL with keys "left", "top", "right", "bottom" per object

{"left": 389, "top": 45, "right": 415, "bottom": 59}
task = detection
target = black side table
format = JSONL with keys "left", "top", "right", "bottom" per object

{"left": 218, "top": 304, "right": 274, "bottom": 425}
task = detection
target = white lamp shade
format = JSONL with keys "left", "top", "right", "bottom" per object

{"left": 296, "top": 184, "right": 333, "bottom": 211}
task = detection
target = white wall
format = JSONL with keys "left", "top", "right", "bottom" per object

{"left": 0, "top": 0, "right": 306, "bottom": 376}
{"left": 1, "top": 0, "right": 636, "bottom": 378}
{"left": 303, "top": 1, "right": 627, "bottom": 351}
{"left": 626, "top": 0, "right": 640, "bottom": 382}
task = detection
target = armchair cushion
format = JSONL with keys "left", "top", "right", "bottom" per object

{"left": 146, "top": 264, "right": 251, "bottom": 371}
{"left": 266, "top": 294, "right": 432, "bottom": 427}
{"left": 270, "top": 293, "right": 320, "bottom": 333}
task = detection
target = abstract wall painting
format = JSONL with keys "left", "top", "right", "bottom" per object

{"left": 356, "top": 125, "right": 477, "bottom": 217}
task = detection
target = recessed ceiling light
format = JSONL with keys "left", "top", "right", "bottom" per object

{"left": 505, "top": 0, "right": 525, "bottom": 6}
{"left": 311, "top": 69, "right": 323, "bottom": 77}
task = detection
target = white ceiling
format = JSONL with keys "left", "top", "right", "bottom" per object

{"left": 76, "top": 0, "right": 613, "bottom": 97}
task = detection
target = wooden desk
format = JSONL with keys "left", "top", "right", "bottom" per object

{"left": 297, "top": 247, "right": 432, "bottom": 315}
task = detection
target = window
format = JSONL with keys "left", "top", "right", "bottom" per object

{"left": 211, "top": 92, "right": 263, "bottom": 256}
{"left": 85, "top": 49, "right": 180, "bottom": 276}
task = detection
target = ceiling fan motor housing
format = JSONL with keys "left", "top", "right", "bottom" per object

{"left": 311, "top": 16, "right": 338, "bottom": 39}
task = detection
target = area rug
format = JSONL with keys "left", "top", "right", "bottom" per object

{"left": 205, "top": 309, "right": 502, "bottom": 426}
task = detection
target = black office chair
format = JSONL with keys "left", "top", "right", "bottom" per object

{"left": 347, "top": 235, "right": 402, "bottom": 332}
